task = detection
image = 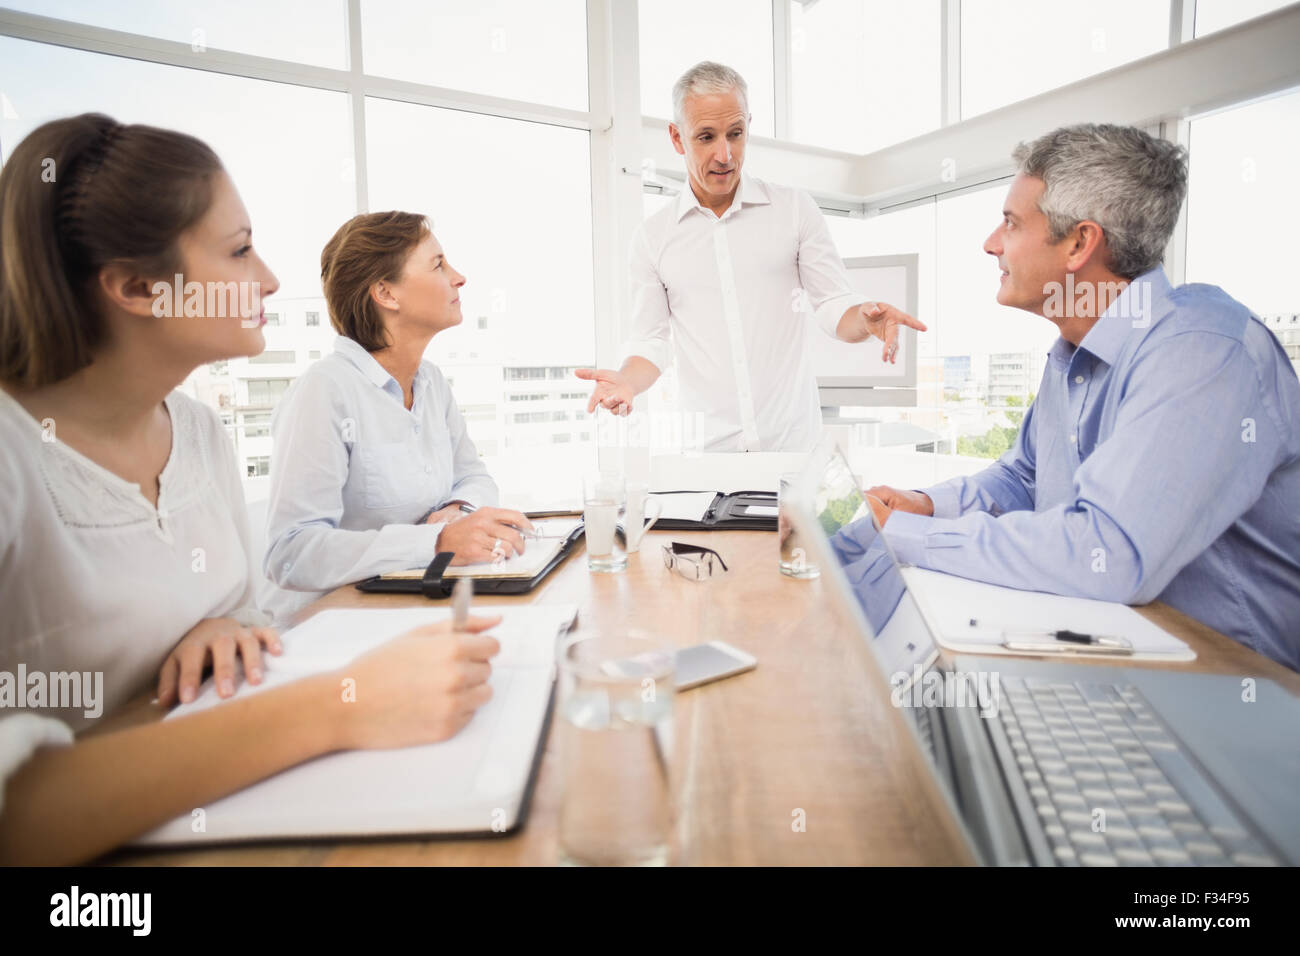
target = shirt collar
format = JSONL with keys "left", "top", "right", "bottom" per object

{"left": 1076, "top": 266, "right": 1171, "bottom": 366}
{"left": 675, "top": 172, "right": 770, "bottom": 222}
{"left": 333, "top": 336, "right": 425, "bottom": 401}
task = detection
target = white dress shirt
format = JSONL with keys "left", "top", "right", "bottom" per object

{"left": 262, "top": 337, "right": 498, "bottom": 625}
{"left": 625, "top": 173, "right": 862, "bottom": 452}
{"left": 0, "top": 387, "right": 266, "bottom": 801}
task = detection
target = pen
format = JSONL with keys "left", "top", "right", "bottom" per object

{"left": 452, "top": 577, "right": 472, "bottom": 631}
{"left": 1007, "top": 628, "right": 1132, "bottom": 649}
{"left": 457, "top": 502, "right": 559, "bottom": 540}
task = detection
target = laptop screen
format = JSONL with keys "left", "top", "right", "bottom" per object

{"left": 790, "top": 440, "right": 939, "bottom": 690}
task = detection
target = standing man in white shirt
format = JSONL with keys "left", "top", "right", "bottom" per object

{"left": 577, "top": 61, "right": 926, "bottom": 452}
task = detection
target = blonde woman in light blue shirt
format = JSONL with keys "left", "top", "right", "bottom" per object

{"left": 263, "top": 212, "right": 533, "bottom": 625}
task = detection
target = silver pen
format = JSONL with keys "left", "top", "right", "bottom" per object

{"left": 457, "top": 502, "right": 559, "bottom": 540}
{"left": 1001, "top": 628, "right": 1134, "bottom": 654}
{"left": 452, "top": 577, "right": 472, "bottom": 630}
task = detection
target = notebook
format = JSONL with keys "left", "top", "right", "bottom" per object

{"left": 901, "top": 567, "right": 1195, "bottom": 661}
{"left": 133, "top": 603, "right": 578, "bottom": 845}
{"left": 379, "top": 518, "right": 584, "bottom": 581}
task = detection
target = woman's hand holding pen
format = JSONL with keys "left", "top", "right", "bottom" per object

{"left": 330, "top": 616, "right": 502, "bottom": 750}
{"left": 435, "top": 506, "right": 535, "bottom": 564}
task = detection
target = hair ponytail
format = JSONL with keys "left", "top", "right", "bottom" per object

{"left": 0, "top": 112, "right": 223, "bottom": 388}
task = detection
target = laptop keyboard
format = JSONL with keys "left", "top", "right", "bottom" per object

{"left": 999, "top": 676, "right": 1281, "bottom": 867}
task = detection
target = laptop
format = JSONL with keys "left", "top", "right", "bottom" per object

{"left": 787, "top": 439, "right": 1300, "bottom": 866}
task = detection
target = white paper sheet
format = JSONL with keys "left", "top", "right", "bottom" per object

{"left": 442, "top": 517, "right": 583, "bottom": 578}
{"left": 377, "top": 518, "right": 583, "bottom": 580}
{"left": 651, "top": 491, "right": 720, "bottom": 522}
{"left": 135, "top": 604, "right": 578, "bottom": 844}
{"left": 901, "top": 567, "right": 1195, "bottom": 660}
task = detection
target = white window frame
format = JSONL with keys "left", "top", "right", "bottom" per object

{"left": 0, "top": 0, "right": 644, "bottom": 371}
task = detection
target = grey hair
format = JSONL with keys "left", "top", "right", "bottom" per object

{"left": 1012, "top": 124, "right": 1188, "bottom": 280}
{"left": 672, "top": 61, "right": 749, "bottom": 127}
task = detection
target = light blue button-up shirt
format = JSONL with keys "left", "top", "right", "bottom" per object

{"left": 884, "top": 267, "right": 1300, "bottom": 671}
{"left": 261, "top": 336, "right": 498, "bottom": 624}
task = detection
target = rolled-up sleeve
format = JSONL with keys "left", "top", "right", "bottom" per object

{"left": 794, "top": 190, "right": 864, "bottom": 339}
{"left": 884, "top": 333, "right": 1283, "bottom": 604}
{"left": 621, "top": 225, "right": 674, "bottom": 372}
{"left": 263, "top": 374, "right": 446, "bottom": 594}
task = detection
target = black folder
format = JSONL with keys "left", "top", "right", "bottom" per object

{"left": 653, "top": 489, "right": 779, "bottom": 531}
{"left": 354, "top": 521, "right": 586, "bottom": 597}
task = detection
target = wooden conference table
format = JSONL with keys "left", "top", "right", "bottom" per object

{"left": 108, "top": 527, "right": 1300, "bottom": 867}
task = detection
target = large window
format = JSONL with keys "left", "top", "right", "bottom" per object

{"left": 5, "top": 0, "right": 1297, "bottom": 510}
{"left": 0, "top": 38, "right": 354, "bottom": 298}
{"left": 638, "top": 0, "right": 776, "bottom": 137}
{"left": 0, "top": 4, "right": 601, "bottom": 508}
{"left": 2, "top": 0, "right": 349, "bottom": 67}
{"left": 360, "top": 0, "right": 588, "bottom": 109}
{"left": 960, "top": 0, "right": 1170, "bottom": 119}
{"left": 1185, "top": 87, "right": 1300, "bottom": 343}
{"left": 1194, "top": 0, "right": 1295, "bottom": 37}
{"left": 789, "top": 0, "right": 941, "bottom": 154}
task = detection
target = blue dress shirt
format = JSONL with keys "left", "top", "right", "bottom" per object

{"left": 884, "top": 267, "right": 1300, "bottom": 671}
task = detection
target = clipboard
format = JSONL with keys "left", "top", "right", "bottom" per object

{"left": 354, "top": 521, "right": 586, "bottom": 597}
{"left": 653, "top": 489, "right": 779, "bottom": 531}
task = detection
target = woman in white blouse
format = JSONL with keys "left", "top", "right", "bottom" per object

{"left": 0, "top": 114, "right": 500, "bottom": 865}
{"left": 261, "top": 211, "right": 534, "bottom": 625}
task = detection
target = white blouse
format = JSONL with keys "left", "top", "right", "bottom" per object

{"left": 261, "top": 337, "right": 498, "bottom": 625}
{"left": 0, "top": 387, "right": 266, "bottom": 804}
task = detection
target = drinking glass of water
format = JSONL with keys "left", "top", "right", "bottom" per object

{"left": 557, "top": 631, "right": 675, "bottom": 866}
{"left": 623, "top": 481, "right": 662, "bottom": 553}
{"left": 778, "top": 471, "right": 820, "bottom": 579}
{"left": 583, "top": 473, "right": 627, "bottom": 572}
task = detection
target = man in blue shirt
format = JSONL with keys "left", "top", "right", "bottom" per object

{"left": 867, "top": 124, "right": 1300, "bottom": 671}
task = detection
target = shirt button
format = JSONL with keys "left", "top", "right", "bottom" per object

{"left": 1069, "top": 434, "right": 1078, "bottom": 444}
{"left": 282, "top": 562, "right": 292, "bottom": 573}
{"left": 1074, "top": 375, "right": 1084, "bottom": 385}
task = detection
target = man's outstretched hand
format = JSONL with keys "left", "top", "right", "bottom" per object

{"left": 576, "top": 367, "right": 635, "bottom": 415}
{"left": 858, "top": 301, "right": 928, "bottom": 364}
